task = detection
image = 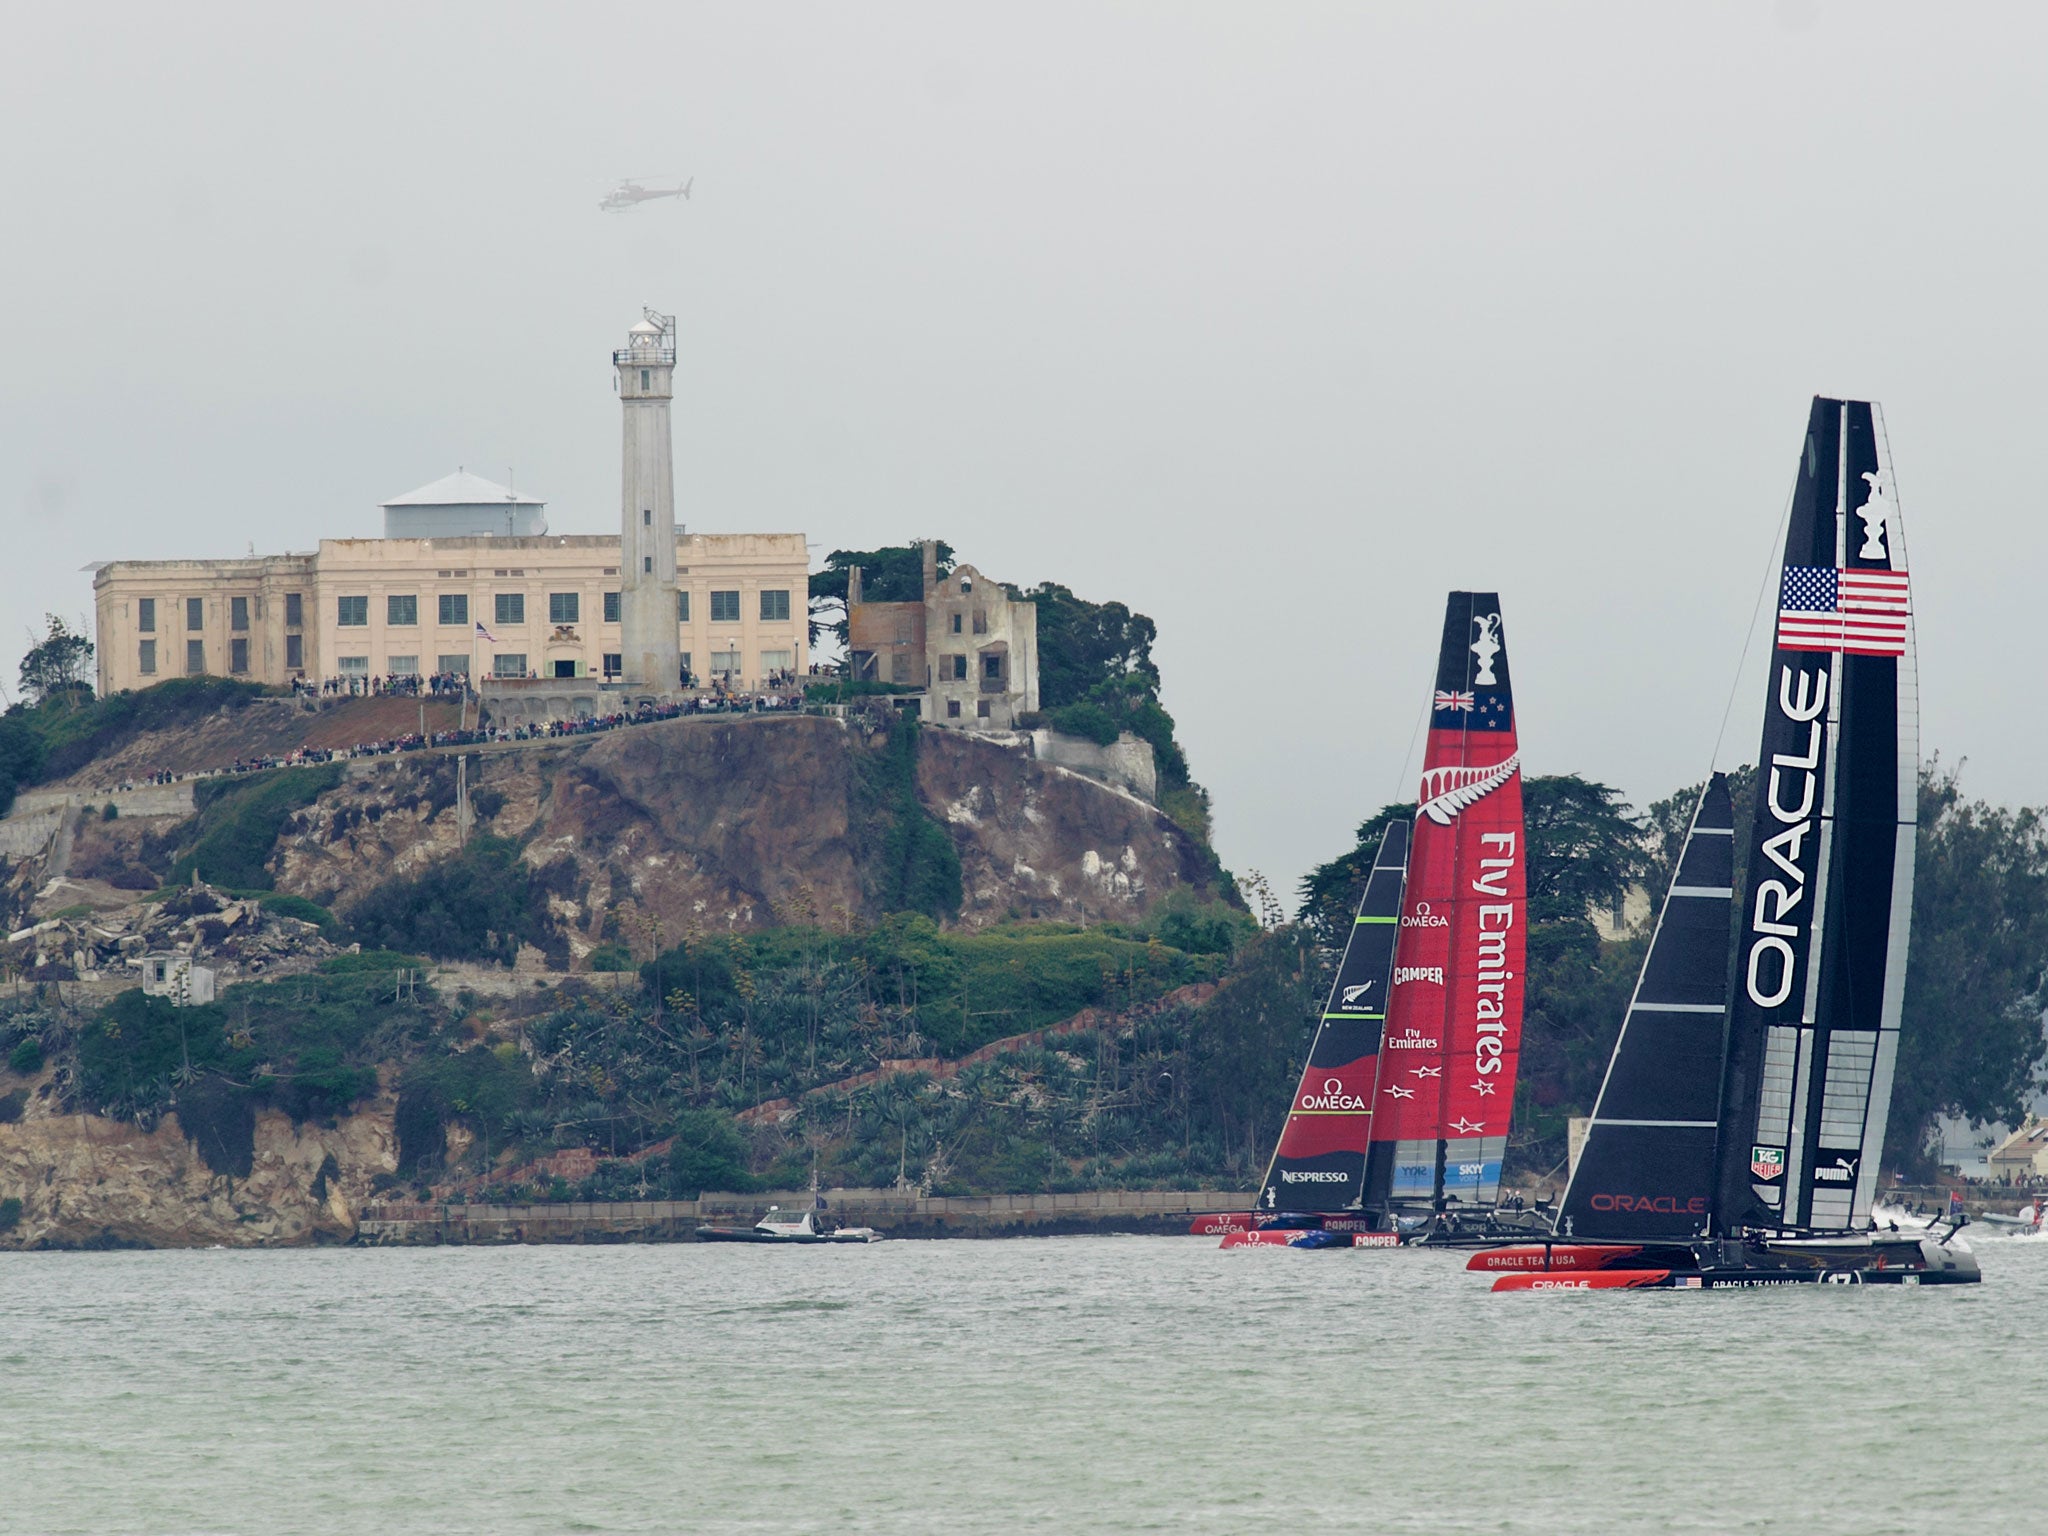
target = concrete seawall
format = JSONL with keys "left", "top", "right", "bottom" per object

{"left": 355, "top": 1188, "right": 1253, "bottom": 1244}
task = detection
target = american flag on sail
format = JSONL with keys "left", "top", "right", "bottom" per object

{"left": 1777, "top": 566, "right": 1910, "bottom": 657}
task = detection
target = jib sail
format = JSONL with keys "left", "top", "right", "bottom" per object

{"left": 1557, "top": 774, "right": 1733, "bottom": 1240}
{"left": 1713, "top": 398, "right": 1917, "bottom": 1236}
{"left": 1255, "top": 821, "right": 1409, "bottom": 1214}
{"left": 1373, "top": 592, "right": 1526, "bottom": 1209}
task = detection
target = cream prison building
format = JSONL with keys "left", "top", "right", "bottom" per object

{"left": 92, "top": 314, "right": 809, "bottom": 702}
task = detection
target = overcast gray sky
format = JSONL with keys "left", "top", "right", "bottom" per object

{"left": 4, "top": 3, "right": 2043, "bottom": 901}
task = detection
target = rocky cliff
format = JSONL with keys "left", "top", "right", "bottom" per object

{"left": 269, "top": 715, "right": 1216, "bottom": 947}
{"left": 0, "top": 1062, "right": 393, "bottom": 1248}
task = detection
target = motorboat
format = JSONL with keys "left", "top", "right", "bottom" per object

{"left": 695, "top": 1206, "right": 884, "bottom": 1244}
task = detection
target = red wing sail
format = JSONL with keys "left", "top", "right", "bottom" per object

{"left": 1373, "top": 593, "right": 1526, "bottom": 1208}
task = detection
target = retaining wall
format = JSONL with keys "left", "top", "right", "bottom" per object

{"left": 355, "top": 1187, "right": 1252, "bottom": 1244}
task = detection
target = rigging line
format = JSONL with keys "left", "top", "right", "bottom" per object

{"left": 1709, "top": 478, "right": 1797, "bottom": 774}
{"left": 1391, "top": 689, "right": 1429, "bottom": 815}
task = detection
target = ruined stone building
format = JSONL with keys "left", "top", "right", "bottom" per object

{"left": 846, "top": 542, "right": 1039, "bottom": 729}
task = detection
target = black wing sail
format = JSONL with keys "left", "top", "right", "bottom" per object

{"left": 1556, "top": 775, "right": 1733, "bottom": 1240}
{"left": 1713, "top": 398, "right": 1918, "bottom": 1235}
{"left": 1255, "top": 821, "right": 1409, "bottom": 1214}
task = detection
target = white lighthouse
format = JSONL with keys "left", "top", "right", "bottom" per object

{"left": 616, "top": 309, "right": 681, "bottom": 692}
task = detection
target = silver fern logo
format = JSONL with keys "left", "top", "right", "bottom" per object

{"left": 1417, "top": 752, "right": 1521, "bottom": 825}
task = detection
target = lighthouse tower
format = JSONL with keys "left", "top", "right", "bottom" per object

{"left": 616, "top": 309, "right": 681, "bottom": 693}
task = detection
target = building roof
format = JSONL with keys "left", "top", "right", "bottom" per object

{"left": 1989, "top": 1120, "right": 2048, "bottom": 1164}
{"left": 380, "top": 470, "right": 544, "bottom": 508}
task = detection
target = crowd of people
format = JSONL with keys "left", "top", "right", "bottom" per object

{"left": 292, "top": 672, "right": 470, "bottom": 700}
{"left": 113, "top": 684, "right": 823, "bottom": 792}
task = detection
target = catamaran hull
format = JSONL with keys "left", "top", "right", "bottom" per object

{"left": 1470, "top": 1236, "right": 1978, "bottom": 1289}
{"left": 1220, "top": 1229, "right": 1406, "bottom": 1249}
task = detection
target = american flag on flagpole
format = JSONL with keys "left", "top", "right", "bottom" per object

{"left": 1777, "top": 566, "right": 1910, "bottom": 657}
{"left": 475, "top": 619, "right": 498, "bottom": 644}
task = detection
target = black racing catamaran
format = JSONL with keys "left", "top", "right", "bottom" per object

{"left": 1473, "top": 396, "right": 1978, "bottom": 1289}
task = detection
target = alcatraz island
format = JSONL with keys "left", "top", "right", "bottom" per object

{"left": 1, "top": 315, "right": 2042, "bottom": 1249}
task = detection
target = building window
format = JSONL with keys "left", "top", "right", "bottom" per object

{"left": 890, "top": 652, "right": 913, "bottom": 684}
{"left": 438, "top": 654, "right": 469, "bottom": 675}
{"left": 549, "top": 592, "right": 580, "bottom": 625}
{"left": 760, "top": 649, "right": 792, "bottom": 675}
{"left": 493, "top": 653, "right": 528, "bottom": 678}
{"left": 285, "top": 592, "right": 303, "bottom": 628}
{"left": 186, "top": 640, "right": 206, "bottom": 675}
{"left": 946, "top": 654, "right": 967, "bottom": 681}
{"left": 759, "top": 589, "right": 790, "bottom": 622}
{"left": 138, "top": 598, "right": 156, "bottom": 633}
{"left": 285, "top": 634, "right": 303, "bottom": 670}
{"left": 230, "top": 597, "right": 249, "bottom": 632}
{"left": 983, "top": 654, "right": 1004, "bottom": 681}
{"left": 553, "top": 659, "right": 578, "bottom": 679}
{"left": 643, "top": 556, "right": 653, "bottom": 574}
{"left": 710, "top": 649, "right": 741, "bottom": 676}
{"left": 710, "top": 590, "right": 740, "bottom": 623}
{"left": 186, "top": 597, "right": 204, "bottom": 630}
{"left": 643, "top": 509, "right": 651, "bottom": 526}
{"left": 641, "top": 369, "right": 650, "bottom": 390}
{"left": 230, "top": 638, "right": 249, "bottom": 674}
{"left": 337, "top": 595, "right": 368, "bottom": 627}
{"left": 677, "top": 591, "right": 690, "bottom": 622}
{"left": 495, "top": 593, "right": 524, "bottom": 626}
{"left": 951, "top": 613, "right": 962, "bottom": 634}
{"left": 604, "top": 592, "right": 620, "bottom": 624}
{"left": 946, "top": 699, "right": 961, "bottom": 718}
{"left": 337, "top": 656, "right": 369, "bottom": 676}
{"left": 139, "top": 639, "right": 156, "bottom": 675}
{"left": 602, "top": 653, "right": 622, "bottom": 679}
{"left": 973, "top": 610, "right": 988, "bottom": 635}
{"left": 386, "top": 655, "right": 419, "bottom": 677}
{"left": 438, "top": 593, "right": 469, "bottom": 626}
{"left": 977, "top": 700, "right": 991, "bottom": 719}
{"left": 388, "top": 594, "right": 418, "bottom": 627}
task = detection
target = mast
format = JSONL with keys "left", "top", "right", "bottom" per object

{"left": 1556, "top": 775, "right": 1733, "bottom": 1239}
{"left": 1712, "top": 399, "right": 1917, "bottom": 1236}
{"left": 1373, "top": 593, "right": 1526, "bottom": 1211}
{"left": 1254, "top": 821, "right": 1409, "bottom": 1215}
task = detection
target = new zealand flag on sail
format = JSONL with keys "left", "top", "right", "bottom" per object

{"left": 1432, "top": 689, "right": 1513, "bottom": 731}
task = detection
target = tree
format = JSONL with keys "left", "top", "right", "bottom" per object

{"left": 1889, "top": 761, "right": 2048, "bottom": 1173}
{"left": 17, "top": 615, "right": 94, "bottom": 707}
{"left": 1521, "top": 776, "right": 1651, "bottom": 926}
{"left": 1296, "top": 774, "right": 1646, "bottom": 942}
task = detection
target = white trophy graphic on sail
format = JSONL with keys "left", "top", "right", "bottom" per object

{"left": 1470, "top": 613, "right": 1503, "bottom": 686}
{"left": 1857, "top": 469, "right": 1892, "bottom": 560}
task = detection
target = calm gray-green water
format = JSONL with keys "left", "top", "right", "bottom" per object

{"left": 2, "top": 1233, "right": 2042, "bottom": 1534}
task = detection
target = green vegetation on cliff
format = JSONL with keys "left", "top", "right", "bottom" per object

{"left": 347, "top": 835, "right": 572, "bottom": 967}
{"left": 0, "top": 675, "right": 269, "bottom": 815}
{"left": 67, "top": 953, "right": 430, "bottom": 1175}
{"left": 165, "top": 765, "right": 344, "bottom": 890}
{"left": 850, "top": 713, "right": 963, "bottom": 921}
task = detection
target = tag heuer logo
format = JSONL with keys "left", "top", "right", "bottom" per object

{"left": 1751, "top": 1145, "right": 1785, "bottom": 1181}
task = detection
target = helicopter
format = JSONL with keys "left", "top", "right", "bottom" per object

{"left": 600, "top": 177, "right": 692, "bottom": 212}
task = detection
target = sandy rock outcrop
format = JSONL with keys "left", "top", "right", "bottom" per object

{"left": 0, "top": 1081, "right": 396, "bottom": 1249}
